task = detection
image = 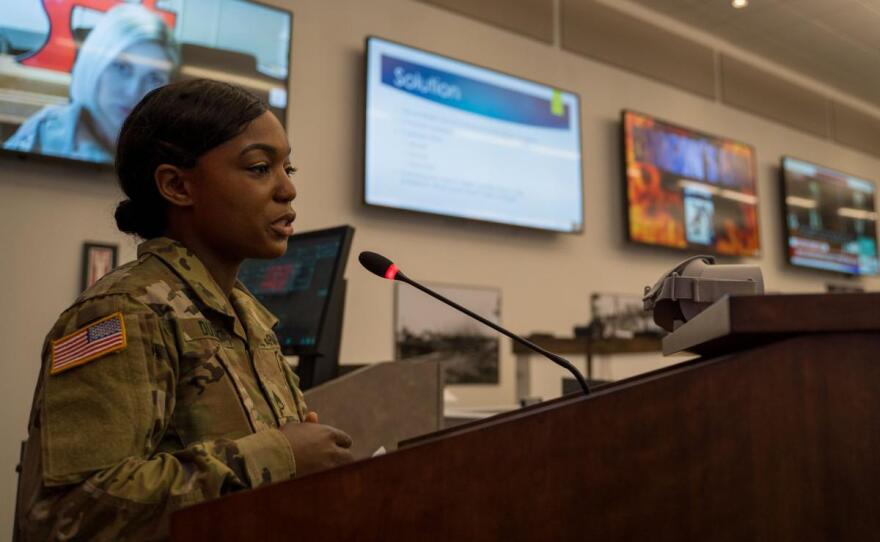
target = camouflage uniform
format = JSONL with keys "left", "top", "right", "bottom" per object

{"left": 16, "top": 237, "right": 309, "bottom": 541}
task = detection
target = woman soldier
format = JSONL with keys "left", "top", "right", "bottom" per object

{"left": 16, "top": 79, "right": 354, "bottom": 541}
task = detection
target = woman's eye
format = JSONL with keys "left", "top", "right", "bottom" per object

{"left": 249, "top": 164, "right": 270, "bottom": 175}
{"left": 145, "top": 71, "right": 169, "bottom": 89}
{"left": 110, "top": 60, "right": 134, "bottom": 77}
{"left": 285, "top": 166, "right": 297, "bottom": 177}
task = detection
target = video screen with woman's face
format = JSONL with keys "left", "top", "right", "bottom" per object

{"left": 0, "top": 0, "right": 291, "bottom": 165}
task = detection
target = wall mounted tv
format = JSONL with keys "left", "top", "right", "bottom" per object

{"left": 781, "top": 157, "right": 878, "bottom": 276}
{"left": 364, "top": 37, "right": 583, "bottom": 233}
{"left": 622, "top": 110, "right": 760, "bottom": 256}
{"left": 0, "top": 0, "right": 291, "bottom": 166}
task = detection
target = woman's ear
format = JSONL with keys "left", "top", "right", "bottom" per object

{"left": 155, "top": 164, "right": 194, "bottom": 208}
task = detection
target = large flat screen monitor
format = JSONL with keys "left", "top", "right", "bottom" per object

{"left": 781, "top": 157, "right": 878, "bottom": 276}
{"left": 0, "top": 0, "right": 291, "bottom": 166}
{"left": 238, "top": 225, "right": 355, "bottom": 388}
{"left": 364, "top": 37, "right": 583, "bottom": 233}
{"left": 622, "top": 110, "right": 760, "bottom": 256}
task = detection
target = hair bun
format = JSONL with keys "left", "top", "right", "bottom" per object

{"left": 115, "top": 199, "right": 165, "bottom": 238}
{"left": 114, "top": 199, "right": 140, "bottom": 234}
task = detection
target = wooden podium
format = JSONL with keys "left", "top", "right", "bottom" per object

{"left": 171, "top": 293, "right": 880, "bottom": 541}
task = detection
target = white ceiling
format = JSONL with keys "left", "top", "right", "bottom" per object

{"left": 627, "top": 0, "right": 880, "bottom": 107}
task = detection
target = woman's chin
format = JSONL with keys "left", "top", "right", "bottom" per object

{"left": 238, "top": 242, "right": 284, "bottom": 261}
{"left": 262, "top": 239, "right": 289, "bottom": 259}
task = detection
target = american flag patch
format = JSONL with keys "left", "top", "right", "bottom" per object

{"left": 50, "top": 312, "right": 127, "bottom": 375}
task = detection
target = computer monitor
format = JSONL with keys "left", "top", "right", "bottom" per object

{"left": 238, "top": 225, "right": 355, "bottom": 389}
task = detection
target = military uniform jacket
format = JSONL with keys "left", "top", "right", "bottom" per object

{"left": 17, "top": 238, "right": 308, "bottom": 541}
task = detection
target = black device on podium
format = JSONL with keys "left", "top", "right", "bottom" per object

{"left": 238, "top": 225, "right": 355, "bottom": 389}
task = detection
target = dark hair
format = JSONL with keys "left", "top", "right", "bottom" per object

{"left": 114, "top": 79, "right": 268, "bottom": 238}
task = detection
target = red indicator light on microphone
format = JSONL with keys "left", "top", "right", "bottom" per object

{"left": 384, "top": 263, "right": 399, "bottom": 280}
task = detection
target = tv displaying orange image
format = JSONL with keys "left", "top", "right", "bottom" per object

{"left": 622, "top": 111, "right": 760, "bottom": 257}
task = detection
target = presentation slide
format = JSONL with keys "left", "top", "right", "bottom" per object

{"left": 364, "top": 37, "right": 583, "bottom": 233}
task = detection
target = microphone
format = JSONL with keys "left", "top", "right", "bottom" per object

{"left": 358, "top": 251, "right": 591, "bottom": 396}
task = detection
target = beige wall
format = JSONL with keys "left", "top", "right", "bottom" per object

{"left": 2, "top": 0, "right": 879, "bottom": 536}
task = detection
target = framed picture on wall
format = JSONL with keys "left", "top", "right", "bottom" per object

{"left": 394, "top": 281, "right": 501, "bottom": 385}
{"left": 589, "top": 292, "right": 665, "bottom": 339}
{"left": 81, "top": 242, "right": 118, "bottom": 292}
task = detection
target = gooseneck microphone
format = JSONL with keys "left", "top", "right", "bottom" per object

{"left": 358, "top": 251, "right": 591, "bottom": 396}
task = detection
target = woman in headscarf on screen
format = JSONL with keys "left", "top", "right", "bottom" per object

{"left": 4, "top": 4, "right": 178, "bottom": 163}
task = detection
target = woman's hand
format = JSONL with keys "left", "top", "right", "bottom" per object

{"left": 280, "top": 418, "right": 353, "bottom": 477}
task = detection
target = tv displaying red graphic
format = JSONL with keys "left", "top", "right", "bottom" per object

{"left": 622, "top": 110, "right": 760, "bottom": 256}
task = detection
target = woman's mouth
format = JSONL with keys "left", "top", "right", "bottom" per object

{"left": 269, "top": 213, "right": 295, "bottom": 237}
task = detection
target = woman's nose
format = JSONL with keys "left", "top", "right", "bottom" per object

{"left": 275, "top": 171, "right": 296, "bottom": 202}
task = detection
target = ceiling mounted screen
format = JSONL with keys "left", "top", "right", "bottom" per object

{"left": 623, "top": 110, "right": 760, "bottom": 257}
{"left": 364, "top": 37, "right": 583, "bottom": 233}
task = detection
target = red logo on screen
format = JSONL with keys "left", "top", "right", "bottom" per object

{"left": 259, "top": 264, "right": 296, "bottom": 294}
{"left": 21, "top": 0, "right": 177, "bottom": 73}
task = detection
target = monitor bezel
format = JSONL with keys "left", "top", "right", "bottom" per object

{"left": 620, "top": 109, "right": 761, "bottom": 258}
{"left": 779, "top": 155, "right": 879, "bottom": 277}
{"left": 362, "top": 35, "right": 585, "bottom": 235}
{"left": 0, "top": 0, "right": 294, "bottom": 169}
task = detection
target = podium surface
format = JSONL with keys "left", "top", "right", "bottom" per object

{"left": 172, "top": 293, "right": 880, "bottom": 541}
{"left": 662, "top": 292, "right": 880, "bottom": 355}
